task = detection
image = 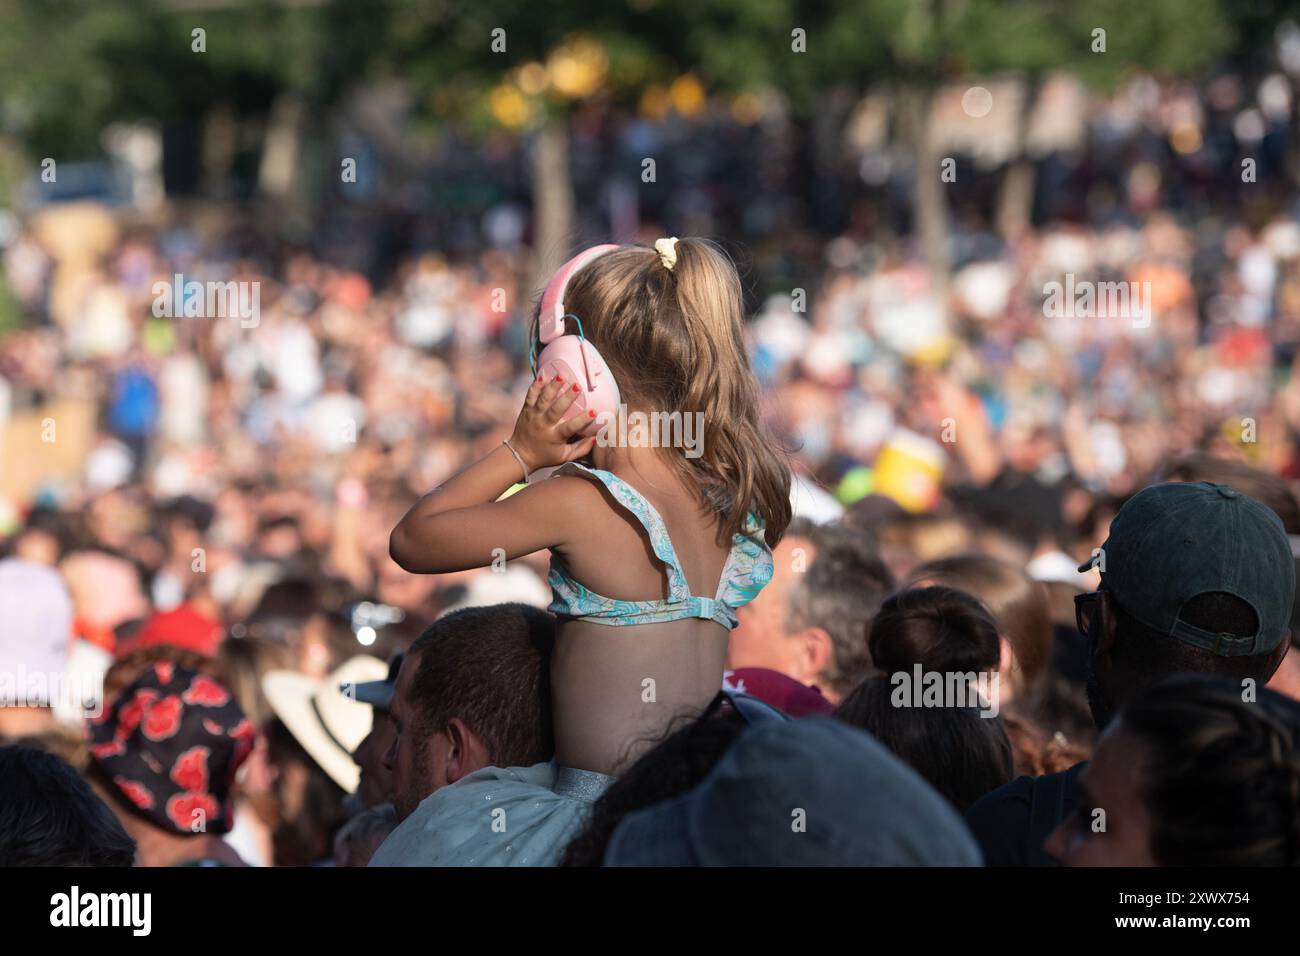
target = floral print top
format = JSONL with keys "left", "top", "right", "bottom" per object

{"left": 547, "top": 462, "right": 774, "bottom": 630}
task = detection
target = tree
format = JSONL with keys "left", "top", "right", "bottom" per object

{"left": 356, "top": 0, "right": 798, "bottom": 281}
{"left": 0, "top": 0, "right": 1246, "bottom": 282}
{"left": 0, "top": 0, "right": 377, "bottom": 212}
{"left": 796, "top": 0, "right": 1234, "bottom": 282}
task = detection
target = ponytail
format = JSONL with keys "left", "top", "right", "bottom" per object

{"left": 561, "top": 239, "right": 793, "bottom": 546}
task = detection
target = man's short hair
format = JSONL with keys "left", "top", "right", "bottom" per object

{"left": 407, "top": 603, "right": 555, "bottom": 768}
{"left": 1110, "top": 590, "right": 1275, "bottom": 691}
{"left": 0, "top": 745, "right": 136, "bottom": 866}
{"left": 783, "top": 519, "right": 895, "bottom": 697}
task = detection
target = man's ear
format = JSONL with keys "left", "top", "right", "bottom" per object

{"left": 444, "top": 718, "right": 490, "bottom": 784}
{"left": 996, "top": 636, "right": 1019, "bottom": 701}
{"left": 998, "top": 636, "right": 1018, "bottom": 676}
{"left": 1263, "top": 635, "right": 1291, "bottom": 682}
{"left": 798, "top": 627, "right": 834, "bottom": 684}
{"left": 1096, "top": 592, "right": 1120, "bottom": 660}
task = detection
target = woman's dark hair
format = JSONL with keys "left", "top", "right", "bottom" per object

{"left": 1119, "top": 674, "right": 1300, "bottom": 866}
{"left": 0, "top": 745, "right": 136, "bottom": 866}
{"left": 835, "top": 678, "right": 1013, "bottom": 811}
{"left": 840, "top": 586, "right": 1013, "bottom": 811}
{"left": 909, "top": 555, "right": 1053, "bottom": 701}
{"left": 868, "top": 586, "right": 1001, "bottom": 676}
{"left": 263, "top": 716, "right": 348, "bottom": 866}
{"left": 558, "top": 707, "right": 748, "bottom": 867}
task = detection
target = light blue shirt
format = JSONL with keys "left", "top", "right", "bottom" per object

{"left": 368, "top": 762, "right": 610, "bottom": 867}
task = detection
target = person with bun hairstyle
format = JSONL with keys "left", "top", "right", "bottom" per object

{"left": 388, "top": 239, "right": 791, "bottom": 861}
{"left": 835, "top": 586, "right": 1014, "bottom": 811}
{"left": 908, "top": 554, "right": 1052, "bottom": 708}
{"left": 866, "top": 585, "right": 1003, "bottom": 676}
{"left": 1046, "top": 674, "right": 1300, "bottom": 866}
{"left": 909, "top": 555, "right": 1090, "bottom": 775}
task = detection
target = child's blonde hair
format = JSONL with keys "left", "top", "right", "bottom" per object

{"left": 535, "top": 238, "right": 791, "bottom": 546}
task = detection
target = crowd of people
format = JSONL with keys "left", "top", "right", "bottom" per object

{"left": 3, "top": 68, "right": 1300, "bottom": 866}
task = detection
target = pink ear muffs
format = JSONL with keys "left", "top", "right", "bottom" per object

{"left": 532, "top": 244, "right": 622, "bottom": 438}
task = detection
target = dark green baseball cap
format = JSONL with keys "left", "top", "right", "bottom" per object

{"left": 1077, "top": 481, "right": 1296, "bottom": 657}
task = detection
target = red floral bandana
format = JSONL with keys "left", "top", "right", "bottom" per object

{"left": 88, "top": 662, "right": 253, "bottom": 836}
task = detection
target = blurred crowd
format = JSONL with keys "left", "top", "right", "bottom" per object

{"left": 3, "top": 68, "right": 1300, "bottom": 867}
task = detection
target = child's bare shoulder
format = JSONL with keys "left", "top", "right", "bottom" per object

{"left": 516, "top": 469, "right": 609, "bottom": 513}
{"left": 544, "top": 470, "right": 607, "bottom": 498}
{"left": 542, "top": 468, "right": 631, "bottom": 523}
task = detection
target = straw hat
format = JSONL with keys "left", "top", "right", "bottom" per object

{"left": 262, "top": 655, "right": 387, "bottom": 793}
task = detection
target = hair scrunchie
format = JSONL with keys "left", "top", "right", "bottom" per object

{"left": 654, "top": 237, "right": 679, "bottom": 271}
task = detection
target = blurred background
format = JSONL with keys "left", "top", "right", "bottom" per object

{"left": 5, "top": 0, "right": 1300, "bottom": 728}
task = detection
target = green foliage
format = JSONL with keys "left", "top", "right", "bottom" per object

{"left": 1073, "top": 0, "right": 1235, "bottom": 87}
{"left": 0, "top": 0, "right": 348, "bottom": 160}
{"left": 0, "top": 0, "right": 1262, "bottom": 159}
{"left": 802, "top": 0, "right": 1235, "bottom": 97}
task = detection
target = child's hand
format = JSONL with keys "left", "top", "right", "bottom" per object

{"left": 509, "top": 375, "right": 598, "bottom": 471}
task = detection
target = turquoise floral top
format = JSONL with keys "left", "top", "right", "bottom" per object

{"left": 547, "top": 462, "right": 774, "bottom": 630}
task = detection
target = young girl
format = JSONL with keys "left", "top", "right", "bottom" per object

{"left": 390, "top": 237, "right": 791, "bottom": 778}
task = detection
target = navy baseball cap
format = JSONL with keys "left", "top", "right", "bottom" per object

{"left": 1078, "top": 482, "right": 1295, "bottom": 657}
{"left": 603, "top": 718, "right": 982, "bottom": 866}
{"left": 341, "top": 652, "right": 403, "bottom": 711}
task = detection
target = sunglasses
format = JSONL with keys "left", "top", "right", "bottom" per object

{"left": 1074, "top": 590, "right": 1102, "bottom": 639}
{"left": 703, "top": 688, "right": 791, "bottom": 725}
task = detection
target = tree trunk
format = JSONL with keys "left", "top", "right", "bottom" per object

{"left": 531, "top": 114, "right": 576, "bottom": 290}
{"left": 995, "top": 77, "right": 1041, "bottom": 244}
{"left": 900, "top": 85, "right": 949, "bottom": 291}
{"left": 258, "top": 93, "right": 305, "bottom": 202}
{"left": 201, "top": 103, "right": 238, "bottom": 202}
{"left": 996, "top": 160, "right": 1036, "bottom": 242}
{"left": 258, "top": 92, "right": 310, "bottom": 236}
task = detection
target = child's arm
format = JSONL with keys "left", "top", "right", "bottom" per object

{"left": 389, "top": 376, "right": 598, "bottom": 573}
